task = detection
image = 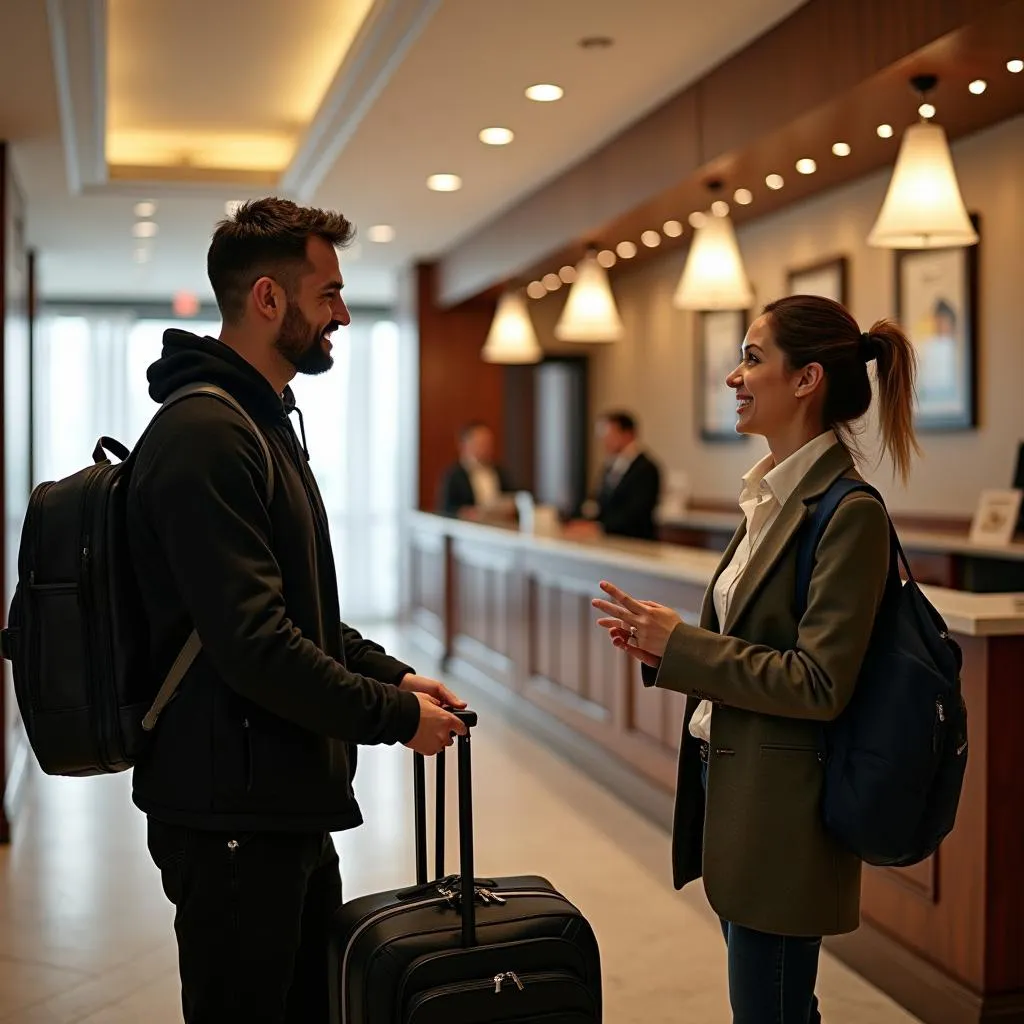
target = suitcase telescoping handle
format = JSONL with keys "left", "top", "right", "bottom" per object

{"left": 413, "top": 708, "right": 479, "bottom": 946}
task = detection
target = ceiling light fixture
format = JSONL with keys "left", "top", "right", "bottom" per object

{"left": 559, "top": 265, "right": 577, "bottom": 284}
{"left": 1008, "top": 59, "right": 1023, "bottom": 73}
{"left": 525, "top": 83, "right": 563, "bottom": 102}
{"left": 765, "top": 174, "right": 784, "bottom": 190}
{"left": 796, "top": 158, "right": 817, "bottom": 175}
{"left": 427, "top": 173, "right": 462, "bottom": 192}
{"left": 918, "top": 102, "right": 936, "bottom": 119}
{"left": 968, "top": 80, "right": 987, "bottom": 95}
{"left": 555, "top": 247, "right": 624, "bottom": 343}
{"left": 132, "top": 221, "right": 158, "bottom": 238}
{"left": 688, "top": 211, "right": 707, "bottom": 228}
{"left": 616, "top": 241, "right": 637, "bottom": 259}
{"left": 868, "top": 74, "right": 978, "bottom": 249}
{"left": 366, "top": 225, "right": 395, "bottom": 243}
{"left": 832, "top": 142, "right": 852, "bottom": 157}
{"left": 134, "top": 200, "right": 157, "bottom": 218}
{"left": 877, "top": 124, "right": 895, "bottom": 138}
{"left": 482, "top": 291, "right": 542, "bottom": 364}
{"left": 663, "top": 220, "right": 684, "bottom": 237}
{"left": 711, "top": 200, "right": 730, "bottom": 218}
{"left": 674, "top": 181, "right": 754, "bottom": 311}
{"left": 597, "top": 249, "right": 617, "bottom": 268}
{"left": 543, "top": 273, "right": 562, "bottom": 291}
{"left": 641, "top": 230, "right": 661, "bottom": 248}
{"left": 526, "top": 280, "right": 547, "bottom": 299}
{"left": 479, "top": 127, "right": 514, "bottom": 146}
{"left": 733, "top": 189, "right": 753, "bottom": 205}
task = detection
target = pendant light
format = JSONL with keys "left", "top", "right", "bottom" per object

{"left": 554, "top": 246, "right": 624, "bottom": 342}
{"left": 481, "top": 289, "right": 542, "bottom": 364}
{"left": 868, "top": 75, "right": 978, "bottom": 249}
{"left": 672, "top": 182, "right": 754, "bottom": 310}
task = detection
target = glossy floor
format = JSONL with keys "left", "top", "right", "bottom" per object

{"left": 0, "top": 628, "right": 922, "bottom": 1023}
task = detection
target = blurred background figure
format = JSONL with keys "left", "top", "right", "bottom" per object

{"left": 436, "top": 421, "right": 514, "bottom": 520}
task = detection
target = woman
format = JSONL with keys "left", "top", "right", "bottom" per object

{"left": 592, "top": 295, "right": 919, "bottom": 1023}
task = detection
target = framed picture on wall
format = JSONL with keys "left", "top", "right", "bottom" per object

{"left": 895, "top": 214, "right": 979, "bottom": 431}
{"left": 786, "top": 255, "right": 848, "bottom": 304}
{"left": 698, "top": 310, "right": 748, "bottom": 442}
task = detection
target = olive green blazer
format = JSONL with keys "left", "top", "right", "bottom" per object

{"left": 650, "top": 443, "right": 890, "bottom": 937}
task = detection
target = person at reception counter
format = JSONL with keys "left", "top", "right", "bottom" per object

{"left": 566, "top": 410, "right": 661, "bottom": 540}
{"left": 592, "top": 295, "right": 921, "bottom": 1024}
{"left": 436, "top": 421, "right": 514, "bottom": 519}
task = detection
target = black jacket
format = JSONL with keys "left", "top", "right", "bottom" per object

{"left": 126, "top": 331, "right": 421, "bottom": 832}
{"left": 435, "top": 462, "right": 513, "bottom": 516}
{"left": 593, "top": 451, "right": 662, "bottom": 540}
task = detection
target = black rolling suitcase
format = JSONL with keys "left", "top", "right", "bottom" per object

{"left": 329, "top": 709, "right": 602, "bottom": 1023}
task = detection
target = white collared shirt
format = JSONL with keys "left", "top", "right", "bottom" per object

{"left": 606, "top": 442, "right": 641, "bottom": 491}
{"left": 464, "top": 458, "right": 501, "bottom": 509}
{"left": 689, "top": 430, "right": 839, "bottom": 743}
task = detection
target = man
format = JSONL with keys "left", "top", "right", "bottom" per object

{"left": 126, "top": 197, "right": 466, "bottom": 1024}
{"left": 568, "top": 411, "right": 661, "bottom": 540}
{"left": 435, "top": 421, "right": 513, "bottom": 518}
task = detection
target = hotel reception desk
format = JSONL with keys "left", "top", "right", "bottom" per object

{"left": 406, "top": 511, "right": 1024, "bottom": 1024}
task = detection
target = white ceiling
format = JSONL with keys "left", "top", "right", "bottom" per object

{"left": 2, "top": 0, "right": 806, "bottom": 307}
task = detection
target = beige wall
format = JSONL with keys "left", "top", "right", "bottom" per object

{"left": 533, "top": 115, "right": 1024, "bottom": 516}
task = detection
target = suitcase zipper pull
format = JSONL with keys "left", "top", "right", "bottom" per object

{"left": 494, "top": 971, "right": 524, "bottom": 994}
{"left": 479, "top": 887, "right": 506, "bottom": 905}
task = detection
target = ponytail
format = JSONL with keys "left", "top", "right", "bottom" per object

{"left": 862, "top": 319, "right": 921, "bottom": 485}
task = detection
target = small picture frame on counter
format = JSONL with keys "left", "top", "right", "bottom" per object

{"left": 786, "top": 255, "right": 848, "bottom": 305}
{"left": 895, "top": 214, "right": 980, "bottom": 432}
{"left": 697, "top": 310, "right": 749, "bottom": 442}
{"left": 969, "top": 489, "right": 1023, "bottom": 547}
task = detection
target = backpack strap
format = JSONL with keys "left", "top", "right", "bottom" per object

{"left": 795, "top": 477, "right": 909, "bottom": 619}
{"left": 140, "top": 383, "right": 275, "bottom": 733}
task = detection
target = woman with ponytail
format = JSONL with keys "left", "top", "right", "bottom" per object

{"left": 592, "top": 295, "right": 919, "bottom": 1022}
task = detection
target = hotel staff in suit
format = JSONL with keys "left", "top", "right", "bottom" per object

{"left": 569, "top": 411, "right": 661, "bottom": 540}
{"left": 436, "top": 422, "right": 513, "bottom": 519}
{"left": 593, "top": 296, "right": 921, "bottom": 1023}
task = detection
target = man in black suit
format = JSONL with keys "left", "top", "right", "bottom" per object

{"left": 436, "top": 422, "right": 513, "bottom": 518}
{"left": 569, "top": 411, "right": 661, "bottom": 540}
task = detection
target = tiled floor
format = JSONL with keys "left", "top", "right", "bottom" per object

{"left": 0, "top": 627, "right": 922, "bottom": 1023}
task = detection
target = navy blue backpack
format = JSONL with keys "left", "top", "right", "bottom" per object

{"left": 796, "top": 479, "right": 969, "bottom": 867}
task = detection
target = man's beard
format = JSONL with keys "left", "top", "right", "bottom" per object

{"left": 274, "top": 302, "right": 336, "bottom": 376}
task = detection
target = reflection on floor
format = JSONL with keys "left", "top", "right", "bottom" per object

{"left": 0, "top": 627, "right": 922, "bottom": 1023}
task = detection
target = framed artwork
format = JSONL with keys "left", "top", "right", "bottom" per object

{"left": 698, "top": 310, "right": 748, "bottom": 442}
{"left": 787, "top": 255, "right": 848, "bottom": 305}
{"left": 895, "top": 215, "right": 979, "bottom": 431}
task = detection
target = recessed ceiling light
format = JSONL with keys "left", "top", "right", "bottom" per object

{"left": 225, "top": 199, "right": 244, "bottom": 216}
{"left": 711, "top": 200, "right": 730, "bottom": 218}
{"left": 134, "top": 200, "right": 157, "bottom": 218}
{"left": 559, "top": 265, "right": 577, "bottom": 283}
{"left": 641, "top": 230, "right": 661, "bottom": 248}
{"left": 968, "top": 79, "right": 987, "bottom": 95}
{"left": 662, "top": 219, "right": 683, "bottom": 237}
{"left": 527, "top": 280, "right": 547, "bottom": 299}
{"left": 733, "top": 189, "right": 753, "bottom": 205}
{"left": 688, "top": 211, "right": 707, "bottom": 228}
{"left": 479, "top": 127, "right": 514, "bottom": 146}
{"left": 366, "top": 225, "right": 395, "bottom": 243}
{"left": 918, "top": 102, "right": 936, "bottom": 119}
{"left": 876, "top": 123, "right": 894, "bottom": 138}
{"left": 765, "top": 174, "right": 785, "bottom": 190}
{"left": 1008, "top": 59, "right": 1023, "bottom": 74}
{"left": 597, "top": 249, "right": 617, "bottom": 268}
{"left": 132, "top": 221, "right": 158, "bottom": 238}
{"left": 832, "top": 142, "right": 851, "bottom": 156}
{"left": 796, "top": 158, "right": 817, "bottom": 175}
{"left": 427, "top": 173, "right": 462, "bottom": 192}
{"left": 616, "top": 241, "right": 637, "bottom": 259}
{"left": 133, "top": 248, "right": 150, "bottom": 264}
{"left": 543, "top": 273, "right": 562, "bottom": 291}
{"left": 525, "top": 83, "right": 563, "bottom": 102}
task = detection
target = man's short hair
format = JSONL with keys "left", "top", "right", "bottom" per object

{"left": 207, "top": 197, "right": 355, "bottom": 324}
{"left": 602, "top": 410, "right": 638, "bottom": 435}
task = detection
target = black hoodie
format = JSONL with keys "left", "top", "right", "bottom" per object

{"left": 126, "top": 330, "right": 421, "bottom": 832}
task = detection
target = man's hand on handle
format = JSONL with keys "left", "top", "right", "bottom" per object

{"left": 403, "top": 692, "right": 468, "bottom": 756}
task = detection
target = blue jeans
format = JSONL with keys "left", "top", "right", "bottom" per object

{"left": 701, "top": 758, "right": 823, "bottom": 1024}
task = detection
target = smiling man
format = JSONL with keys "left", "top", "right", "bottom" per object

{"left": 125, "top": 198, "right": 466, "bottom": 1023}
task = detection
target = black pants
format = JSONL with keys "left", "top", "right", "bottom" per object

{"left": 701, "top": 754, "right": 823, "bottom": 1023}
{"left": 147, "top": 818, "right": 342, "bottom": 1024}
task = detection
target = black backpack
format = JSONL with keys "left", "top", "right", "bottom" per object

{"left": 796, "top": 478, "right": 969, "bottom": 866}
{"left": 0, "top": 384, "right": 273, "bottom": 777}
